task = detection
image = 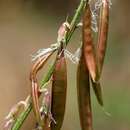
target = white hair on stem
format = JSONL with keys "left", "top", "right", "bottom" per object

{"left": 64, "top": 48, "right": 81, "bottom": 64}
{"left": 31, "top": 43, "right": 60, "bottom": 61}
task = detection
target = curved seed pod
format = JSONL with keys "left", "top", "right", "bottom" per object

{"left": 77, "top": 48, "right": 93, "bottom": 130}
{"left": 51, "top": 50, "right": 67, "bottom": 130}
{"left": 31, "top": 81, "right": 42, "bottom": 126}
{"left": 83, "top": 4, "right": 103, "bottom": 107}
{"left": 97, "top": 0, "right": 109, "bottom": 74}
{"left": 30, "top": 52, "right": 54, "bottom": 127}
{"left": 30, "top": 52, "right": 54, "bottom": 81}
{"left": 91, "top": 79, "right": 103, "bottom": 106}
{"left": 83, "top": 4, "right": 99, "bottom": 82}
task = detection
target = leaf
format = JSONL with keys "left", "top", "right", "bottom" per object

{"left": 83, "top": 4, "right": 99, "bottom": 82}
{"left": 77, "top": 47, "right": 93, "bottom": 130}
{"left": 51, "top": 50, "right": 67, "bottom": 130}
{"left": 97, "top": 0, "right": 109, "bottom": 75}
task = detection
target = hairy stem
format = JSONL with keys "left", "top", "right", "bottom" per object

{"left": 11, "top": 0, "right": 87, "bottom": 129}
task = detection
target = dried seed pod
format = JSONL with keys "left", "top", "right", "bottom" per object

{"left": 31, "top": 81, "right": 42, "bottom": 126}
{"left": 77, "top": 48, "right": 93, "bottom": 130}
{"left": 51, "top": 50, "right": 67, "bottom": 130}
{"left": 83, "top": 4, "right": 99, "bottom": 82}
{"left": 97, "top": 0, "right": 109, "bottom": 74}
{"left": 30, "top": 52, "right": 54, "bottom": 81}
{"left": 83, "top": 4, "right": 103, "bottom": 107}
{"left": 91, "top": 80, "right": 103, "bottom": 106}
{"left": 30, "top": 52, "right": 54, "bottom": 127}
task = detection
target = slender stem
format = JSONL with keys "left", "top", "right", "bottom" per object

{"left": 66, "top": 0, "right": 88, "bottom": 45}
{"left": 11, "top": 0, "right": 87, "bottom": 130}
{"left": 12, "top": 63, "right": 55, "bottom": 130}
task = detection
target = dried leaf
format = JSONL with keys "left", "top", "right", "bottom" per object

{"left": 77, "top": 47, "right": 93, "bottom": 130}
{"left": 83, "top": 4, "right": 99, "bottom": 82}
{"left": 51, "top": 50, "right": 67, "bottom": 130}
{"left": 97, "top": 0, "right": 109, "bottom": 74}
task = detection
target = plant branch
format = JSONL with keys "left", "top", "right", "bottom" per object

{"left": 66, "top": 0, "right": 88, "bottom": 45}
{"left": 11, "top": 0, "right": 87, "bottom": 130}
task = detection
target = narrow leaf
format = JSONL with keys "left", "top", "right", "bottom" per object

{"left": 77, "top": 48, "right": 93, "bottom": 130}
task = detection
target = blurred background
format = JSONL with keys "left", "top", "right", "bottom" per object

{"left": 0, "top": 0, "right": 130, "bottom": 130}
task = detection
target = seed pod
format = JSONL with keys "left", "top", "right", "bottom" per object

{"left": 97, "top": 0, "right": 109, "bottom": 74}
{"left": 83, "top": 4, "right": 103, "bottom": 107}
{"left": 30, "top": 52, "right": 54, "bottom": 81}
{"left": 91, "top": 80, "right": 103, "bottom": 106}
{"left": 30, "top": 52, "right": 54, "bottom": 127}
{"left": 51, "top": 50, "right": 67, "bottom": 130}
{"left": 83, "top": 4, "right": 99, "bottom": 82}
{"left": 77, "top": 48, "right": 93, "bottom": 130}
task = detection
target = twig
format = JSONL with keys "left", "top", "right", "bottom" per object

{"left": 11, "top": 0, "right": 87, "bottom": 129}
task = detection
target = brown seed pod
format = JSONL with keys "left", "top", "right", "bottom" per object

{"left": 97, "top": 0, "right": 109, "bottom": 74}
{"left": 83, "top": 3, "right": 103, "bottom": 107}
{"left": 30, "top": 52, "right": 54, "bottom": 127}
{"left": 77, "top": 47, "right": 93, "bottom": 130}
{"left": 91, "top": 79, "right": 103, "bottom": 106}
{"left": 30, "top": 52, "right": 54, "bottom": 81}
{"left": 83, "top": 3, "right": 99, "bottom": 82}
{"left": 31, "top": 80, "right": 42, "bottom": 126}
{"left": 51, "top": 50, "right": 67, "bottom": 130}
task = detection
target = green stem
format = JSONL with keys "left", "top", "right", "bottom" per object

{"left": 11, "top": 63, "right": 55, "bottom": 130}
{"left": 11, "top": 0, "right": 87, "bottom": 130}
{"left": 66, "top": 0, "right": 88, "bottom": 45}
